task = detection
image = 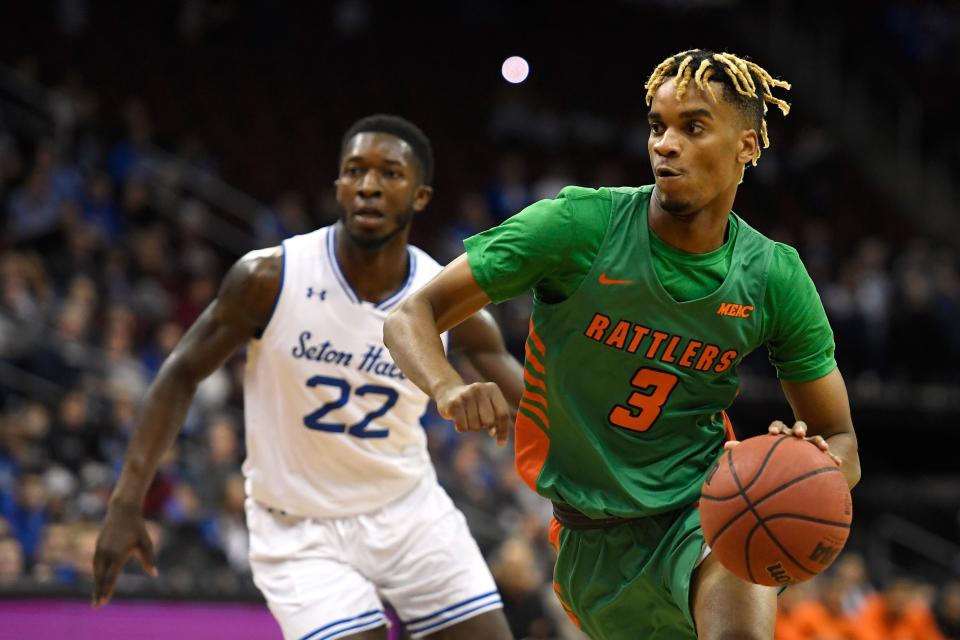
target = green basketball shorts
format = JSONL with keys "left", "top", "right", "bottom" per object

{"left": 552, "top": 504, "right": 705, "bottom": 640}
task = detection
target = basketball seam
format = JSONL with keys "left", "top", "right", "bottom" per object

{"left": 757, "top": 513, "right": 851, "bottom": 529}
{"left": 729, "top": 455, "right": 822, "bottom": 581}
{"left": 702, "top": 435, "right": 791, "bottom": 501}
{"left": 743, "top": 517, "right": 821, "bottom": 582}
{"left": 705, "top": 465, "right": 843, "bottom": 544}
{"left": 743, "top": 512, "right": 851, "bottom": 584}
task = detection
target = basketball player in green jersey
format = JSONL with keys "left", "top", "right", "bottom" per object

{"left": 384, "top": 50, "right": 861, "bottom": 639}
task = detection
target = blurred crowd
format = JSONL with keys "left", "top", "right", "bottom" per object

{"left": 776, "top": 554, "right": 960, "bottom": 640}
{"left": 1, "top": 1, "right": 959, "bottom": 639}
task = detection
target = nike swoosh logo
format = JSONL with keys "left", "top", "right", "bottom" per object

{"left": 598, "top": 273, "right": 634, "bottom": 285}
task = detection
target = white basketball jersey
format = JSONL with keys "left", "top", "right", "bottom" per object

{"left": 242, "top": 225, "right": 447, "bottom": 518}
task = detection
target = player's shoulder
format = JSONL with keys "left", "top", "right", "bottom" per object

{"left": 771, "top": 241, "right": 810, "bottom": 285}
{"left": 218, "top": 245, "right": 283, "bottom": 323}
{"left": 545, "top": 185, "right": 617, "bottom": 218}
{"left": 234, "top": 246, "right": 283, "bottom": 281}
{"left": 557, "top": 184, "right": 655, "bottom": 210}
{"left": 555, "top": 185, "right": 611, "bottom": 202}
{"left": 762, "top": 238, "right": 809, "bottom": 289}
{"left": 770, "top": 241, "right": 802, "bottom": 263}
{"left": 732, "top": 214, "right": 792, "bottom": 256}
{"left": 280, "top": 226, "right": 331, "bottom": 258}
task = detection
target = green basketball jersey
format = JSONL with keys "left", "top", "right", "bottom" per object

{"left": 465, "top": 186, "right": 836, "bottom": 518}
{"left": 465, "top": 184, "right": 836, "bottom": 519}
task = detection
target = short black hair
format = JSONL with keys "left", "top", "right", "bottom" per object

{"left": 340, "top": 114, "right": 434, "bottom": 185}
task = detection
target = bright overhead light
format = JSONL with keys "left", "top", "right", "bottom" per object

{"left": 501, "top": 56, "right": 530, "bottom": 84}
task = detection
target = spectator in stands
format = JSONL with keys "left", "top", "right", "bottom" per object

{"left": 81, "top": 172, "right": 120, "bottom": 241}
{"left": 254, "top": 190, "right": 311, "bottom": 248}
{"left": 434, "top": 192, "right": 495, "bottom": 263}
{"left": 4, "top": 472, "right": 48, "bottom": 561}
{"left": 106, "top": 98, "right": 154, "bottom": 187}
{"left": 67, "top": 524, "right": 100, "bottom": 583}
{"left": 490, "top": 535, "right": 556, "bottom": 640}
{"left": 207, "top": 473, "right": 248, "bottom": 576}
{"left": 0, "top": 536, "right": 25, "bottom": 584}
{"left": 0, "top": 252, "right": 51, "bottom": 363}
{"left": 856, "top": 577, "right": 945, "bottom": 640}
{"left": 832, "top": 552, "right": 875, "bottom": 616}
{"left": 101, "top": 305, "right": 149, "bottom": 400}
{"left": 2, "top": 402, "right": 53, "bottom": 472}
{"left": 140, "top": 321, "right": 183, "bottom": 377}
{"left": 5, "top": 144, "right": 76, "bottom": 246}
{"left": 49, "top": 391, "right": 100, "bottom": 474}
{"left": 486, "top": 152, "right": 533, "bottom": 220}
{"left": 776, "top": 576, "right": 866, "bottom": 640}
{"left": 185, "top": 412, "right": 241, "bottom": 513}
{"left": 935, "top": 581, "right": 960, "bottom": 640}
{"left": 775, "top": 581, "right": 814, "bottom": 640}
{"left": 32, "top": 522, "right": 76, "bottom": 584}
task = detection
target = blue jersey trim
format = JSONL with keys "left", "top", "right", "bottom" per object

{"left": 376, "top": 249, "right": 417, "bottom": 311}
{"left": 326, "top": 226, "right": 360, "bottom": 304}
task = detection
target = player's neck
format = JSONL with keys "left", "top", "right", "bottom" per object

{"left": 334, "top": 225, "right": 412, "bottom": 304}
{"left": 648, "top": 188, "right": 736, "bottom": 254}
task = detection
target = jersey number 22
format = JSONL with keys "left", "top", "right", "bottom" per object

{"left": 302, "top": 375, "right": 398, "bottom": 438}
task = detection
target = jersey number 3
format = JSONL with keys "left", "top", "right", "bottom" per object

{"left": 302, "top": 375, "right": 398, "bottom": 438}
{"left": 607, "top": 367, "right": 678, "bottom": 432}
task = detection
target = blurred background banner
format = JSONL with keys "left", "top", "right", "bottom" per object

{"left": 0, "top": 600, "right": 279, "bottom": 640}
{"left": 0, "top": 1, "right": 957, "bottom": 639}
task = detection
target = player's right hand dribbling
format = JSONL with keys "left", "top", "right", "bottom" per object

{"left": 435, "top": 382, "right": 512, "bottom": 447}
{"left": 92, "top": 501, "right": 158, "bottom": 608}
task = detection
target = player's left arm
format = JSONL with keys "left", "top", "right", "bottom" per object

{"left": 759, "top": 244, "right": 861, "bottom": 489}
{"left": 778, "top": 370, "right": 861, "bottom": 489}
{"left": 448, "top": 309, "right": 524, "bottom": 411}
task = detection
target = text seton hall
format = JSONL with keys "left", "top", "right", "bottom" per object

{"left": 291, "top": 331, "right": 406, "bottom": 379}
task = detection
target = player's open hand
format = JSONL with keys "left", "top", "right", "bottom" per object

{"left": 92, "top": 501, "right": 158, "bottom": 608}
{"left": 768, "top": 420, "right": 842, "bottom": 465}
{"left": 436, "top": 382, "right": 511, "bottom": 447}
{"left": 723, "top": 420, "right": 842, "bottom": 466}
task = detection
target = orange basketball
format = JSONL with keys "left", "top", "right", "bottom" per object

{"left": 699, "top": 434, "right": 852, "bottom": 586}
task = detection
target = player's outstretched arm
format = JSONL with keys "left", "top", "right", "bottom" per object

{"left": 778, "top": 368, "right": 861, "bottom": 489}
{"left": 92, "top": 248, "right": 281, "bottom": 608}
{"left": 384, "top": 254, "right": 512, "bottom": 444}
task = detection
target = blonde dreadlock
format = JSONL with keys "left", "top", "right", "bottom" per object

{"left": 644, "top": 49, "right": 791, "bottom": 165}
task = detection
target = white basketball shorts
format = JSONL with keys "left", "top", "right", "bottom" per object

{"left": 246, "top": 470, "right": 502, "bottom": 640}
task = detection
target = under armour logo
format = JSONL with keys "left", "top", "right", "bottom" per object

{"left": 307, "top": 287, "right": 327, "bottom": 300}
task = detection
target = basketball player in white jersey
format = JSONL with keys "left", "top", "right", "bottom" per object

{"left": 93, "top": 115, "right": 521, "bottom": 640}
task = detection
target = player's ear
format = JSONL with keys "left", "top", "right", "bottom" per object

{"left": 412, "top": 184, "right": 433, "bottom": 213}
{"left": 736, "top": 129, "right": 759, "bottom": 166}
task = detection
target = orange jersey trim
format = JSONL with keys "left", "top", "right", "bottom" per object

{"left": 528, "top": 319, "right": 546, "bottom": 355}
{"left": 523, "top": 366, "right": 547, "bottom": 391}
{"left": 721, "top": 410, "right": 736, "bottom": 441}
{"left": 525, "top": 342, "right": 546, "bottom": 374}
{"left": 514, "top": 411, "right": 549, "bottom": 493}
{"left": 519, "top": 400, "right": 549, "bottom": 428}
